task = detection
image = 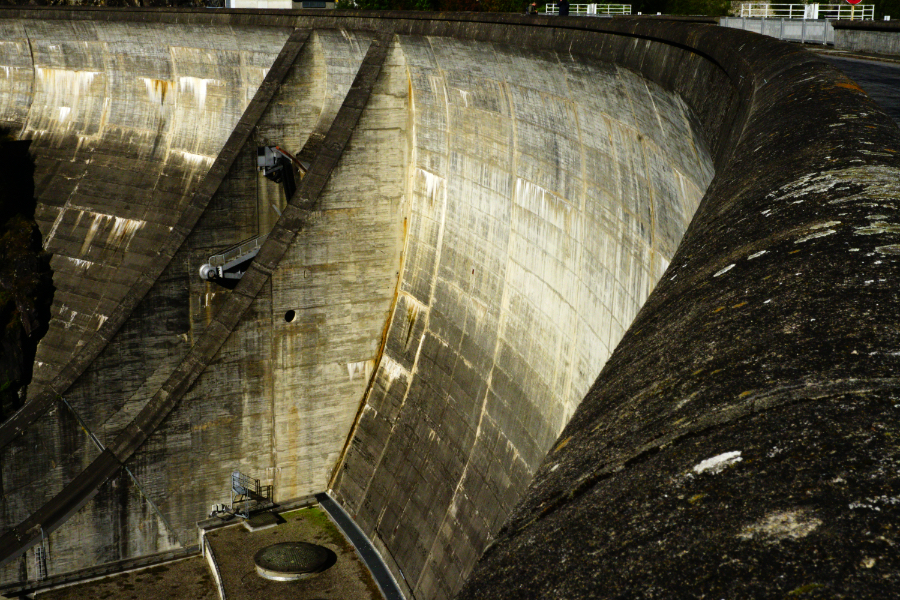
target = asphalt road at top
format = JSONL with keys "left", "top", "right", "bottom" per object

{"left": 818, "top": 54, "right": 900, "bottom": 127}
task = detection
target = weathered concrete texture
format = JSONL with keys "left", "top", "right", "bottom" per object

{"left": 15, "top": 19, "right": 292, "bottom": 398}
{"left": 0, "top": 23, "right": 299, "bottom": 580}
{"left": 0, "top": 19, "right": 304, "bottom": 457}
{"left": 331, "top": 36, "right": 713, "bottom": 599}
{"left": 0, "top": 402, "right": 103, "bottom": 556}
{"left": 0, "top": 26, "right": 391, "bottom": 581}
{"left": 7, "top": 465, "right": 178, "bottom": 585}
{"left": 1, "top": 10, "right": 897, "bottom": 600}
{"left": 834, "top": 20, "right": 900, "bottom": 57}
{"left": 0, "top": 19, "right": 293, "bottom": 547}
{"left": 0, "top": 13, "right": 719, "bottom": 591}
{"left": 121, "top": 27, "right": 396, "bottom": 544}
{"left": 458, "top": 22, "right": 900, "bottom": 600}
{"left": 269, "top": 36, "right": 407, "bottom": 497}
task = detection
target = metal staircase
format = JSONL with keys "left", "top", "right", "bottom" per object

{"left": 230, "top": 471, "right": 274, "bottom": 519}
{"left": 199, "top": 233, "right": 268, "bottom": 282}
{"left": 199, "top": 144, "right": 307, "bottom": 284}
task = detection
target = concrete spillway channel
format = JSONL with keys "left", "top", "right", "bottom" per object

{"left": 0, "top": 7, "right": 898, "bottom": 599}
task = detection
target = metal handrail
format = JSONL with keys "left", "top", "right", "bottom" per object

{"left": 231, "top": 471, "right": 258, "bottom": 496}
{"left": 230, "top": 471, "right": 274, "bottom": 518}
{"left": 208, "top": 233, "right": 268, "bottom": 268}
{"left": 544, "top": 3, "right": 631, "bottom": 15}
{"left": 721, "top": 15, "right": 836, "bottom": 44}
{"left": 739, "top": 3, "right": 874, "bottom": 20}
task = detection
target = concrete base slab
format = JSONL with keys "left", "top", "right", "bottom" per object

{"left": 243, "top": 512, "right": 285, "bottom": 532}
{"left": 204, "top": 505, "right": 382, "bottom": 600}
{"left": 32, "top": 556, "right": 216, "bottom": 600}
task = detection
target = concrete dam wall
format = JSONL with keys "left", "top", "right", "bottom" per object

{"left": 0, "top": 8, "right": 898, "bottom": 600}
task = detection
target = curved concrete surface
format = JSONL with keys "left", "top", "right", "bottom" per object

{"left": 0, "top": 8, "right": 898, "bottom": 600}
{"left": 1, "top": 17, "right": 292, "bottom": 405}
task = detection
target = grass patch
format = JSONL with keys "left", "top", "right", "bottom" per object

{"left": 282, "top": 506, "right": 346, "bottom": 546}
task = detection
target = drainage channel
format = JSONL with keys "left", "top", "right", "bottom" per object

{"left": 315, "top": 492, "right": 405, "bottom": 600}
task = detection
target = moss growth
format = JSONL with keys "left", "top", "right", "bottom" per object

{"left": 787, "top": 583, "right": 826, "bottom": 597}
{"left": 283, "top": 506, "right": 346, "bottom": 547}
{"left": 145, "top": 565, "right": 169, "bottom": 574}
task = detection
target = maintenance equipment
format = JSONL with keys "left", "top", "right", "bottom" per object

{"left": 199, "top": 145, "right": 307, "bottom": 284}
{"left": 257, "top": 145, "right": 308, "bottom": 201}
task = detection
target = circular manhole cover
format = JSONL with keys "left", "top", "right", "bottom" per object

{"left": 254, "top": 542, "right": 335, "bottom": 581}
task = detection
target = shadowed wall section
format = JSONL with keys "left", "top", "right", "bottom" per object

{"left": 0, "top": 17, "right": 293, "bottom": 581}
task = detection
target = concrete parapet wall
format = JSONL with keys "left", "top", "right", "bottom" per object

{"left": 460, "top": 16, "right": 900, "bottom": 600}
{"left": 202, "top": 536, "right": 226, "bottom": 600}
{"left": 0, "top": 8, "right": 897, "bottom": 600}
{"left": 834, "top": 20, "right": 900, "bottom": 55}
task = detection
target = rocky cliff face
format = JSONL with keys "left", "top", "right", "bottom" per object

{"left": 0, "top": 132, "right": 53, "bottom": 422}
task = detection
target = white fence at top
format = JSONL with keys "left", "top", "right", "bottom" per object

{"left": 544, "top": 4, "right": 631, "bottom": 15}
{"left": 739, "top": 3, "right": 874, "bottom": 20}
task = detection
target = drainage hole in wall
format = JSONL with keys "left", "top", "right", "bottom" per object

{"left": 285, "top": 310, "right": 296, "bottom": 323}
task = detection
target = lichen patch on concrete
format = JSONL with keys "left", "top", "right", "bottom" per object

{"left": 713, "top": 264, "right": 736, "bottom": 277}
{"left": 737, "top": 509, "right": 822, "bottom": 542}
{"left": 854, "top": 221, "right": 900, "bottom": 235}
{"left": 692, "top": 451, "right": 742, "bottom": 474}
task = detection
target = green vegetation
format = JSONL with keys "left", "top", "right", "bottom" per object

{"left": 0, "top": 1, "right": 207, "bottom": 6}
{"left": 657, "top": 0, "right": 731, "bottom": 16}
{"left": 874, "top": 0, "right": 900, "bottom": 19}
{"left": 0, "top": 129, "right": 53, "bottom": 421}
{"left": 283, "top": 506, "right": 346, "bottom": 546}
{"left": 336, "top": 0, "right": 525, "bottom": 10}
{"left": 334, "top": 0, "right": 899, "bottom": 18}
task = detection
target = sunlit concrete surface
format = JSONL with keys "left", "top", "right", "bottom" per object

{"left": 0, "top": 16, "right": 710, "bottom": 588}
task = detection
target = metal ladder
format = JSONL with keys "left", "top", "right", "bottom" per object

{"left": 34, "top": 542, "right": 47, "bottom": 581}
